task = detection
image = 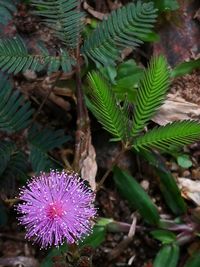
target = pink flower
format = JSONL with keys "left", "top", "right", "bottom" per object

{"left": 16, "top": 170, "right": 96, "bottom": 248}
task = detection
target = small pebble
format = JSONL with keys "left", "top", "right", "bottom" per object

{"left": 23, "top": 70, "right": 37, "bottom": 81}
{"left": 140, "top": 180, "right": 149, "bottom": 191}
{"left": 182, "top": 170, "right": 190, "bottom": 177}
{"left": 170, "top": 162, "right": 179, "bottom": 171}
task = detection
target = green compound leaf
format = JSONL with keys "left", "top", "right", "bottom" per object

{"left": 0, "top": 73, "right": 34, "bottom": 133}
{"left": 31, "top": 0, "right": 85, "bottom": 49}
{"left": 28, "top": 125, "right": 70, "bottom": 172}
{"left": 113, "top": 167, "right": 160, "bottom": 225}
{"left": 4, "top": 151, "right": 28, "bottom": 181}
{"left": 0, "top": 141, "right": 15, "bottom": 176}
{"left": 133, "top": 120, "right": 200, "bottom": 152}
{"left": 82, "top": 1, "right": 157, "bottom": 66}
{"left": 81, "top": 218, "right": 113, "bottom": 248}
{"left": 151, "top": 230, "right": 176, "bottom": 244}
{"left": 113, "top": 59, "right": 144, "bottom": 102}
{"left": 136, "top": 148, "right": 186, "bottom": 215}
{"left": 171, "top": 59, "right": 200, "bottom": 78}
{"left": 0, "top": 0, "right": 16, "bottom": 26}
{"left": 87, "top": 71, "right": 127, "bottom": 141}
{"left": 0, "top": 140, "right": 28, "bottom": 181}
{"left": 0, "top": 36, "right": 75, "bottom": 74}
{"left": 153, "top": 244, "right": 180, "bottom": 267}
{"left": 131, "top": 55, "right": 169, "bottom": 136}
{"left": 153, "top": 0, "right": 179, "bottom": 12}
{"left": 29, "top": 147, "right": 55, "bottom": 173}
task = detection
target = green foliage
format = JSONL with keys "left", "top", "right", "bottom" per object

{"left": 113, "top": 59, "right": 144, "bottom": 102}
{"left": 88, "top": 55, "right": 200, "bottom": 156}
{"left": 171, "top": 59, "right": 200, "bottom": 78}
{"left": 0, "top": 73, "right": 34, "bottom": 133}
{"left": 81, "top": 218, "right": 112, "bottom": 248}
{"left": 0, "top": 140, "right": 28, "bottom": 180}
{"left": 82, "top": 1, "right": 157, "bottom": 66}
{"left": 0, "top": 0, "right": 198, "bottom": 261}
{"left": 0, "top": 36, "right": 75, "bottom": 74}
{"left": 0, "top": 0, "right": 16, "bottom": 26}
{"left": 41, "top": 244, "right": 68, "bottom": 267}
{"left": 153, "top": 244, "right": 180, "bottom": 267}
{"left": 131, "top": 55, "right": 169, "bottom": 136}
{"left": 177, "top": 154, "right": 192, "bottom": 169}
{"left": 28, "top": 125, "right": 70, "bottom": 172}
{"left": 137, "top": 149, "right": 186, "bottom": 215}
{"left": 0, "top": 141, "right": 15, "bottom": 176}
{"left": 87, "top": 72, "right": 127, "bottom": 141}
{"left": 4, "top": 150, "right": 28, "bottom": 181}
{"left": 31, "top": 0, "right": 85, "bottom": 49}
{"left": 113, "top": 167, "right": 160, "bottom": 225}
{"left": 153, "top": 0, "right": 179, "bottom": 12}
{"left": 151, "top": 230, "right": 176, "bottom": 244}
{"left": 133, "top": 121, "right": 200, "bottom": 152}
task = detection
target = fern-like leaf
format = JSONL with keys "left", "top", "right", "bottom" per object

{"left": 0, "top": 141, "right": 15, "bottom": 176}
{"left": 133, "top": 120, "right": 200, "bottom": 151}
{"left": 0, "top": 0, "right": 16, "bottom": 26}
{"left": 28, "top": 125, "right": 70, "bottom": 172}
{"left": 4, "top": 151, "right": 28, "bottom": 180}
{"left": 0, "top": 140, "right": 28, "bottom": 181}
{"left": 0, "top": 36, "right": 75, "bottom": 74}
{"left": 0, "top": 73, "right": 34, "bottom": 133}
{"left": 29, "top": 147, "right": 56, "bottom": 173}
{"left": 82, "top": 1, "right": 157, "bottom": 66}
{"left": 87, "top": 72, "right": 126, "bottom": 140}
{"left": 31, "top": 0, "right": 84, "bottom": 48}
{"left": 131, "top": 55, "right": 169, "bottom": 136}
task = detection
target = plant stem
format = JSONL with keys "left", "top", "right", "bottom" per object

{"left": 73, "top": 2, "right": 91, "bottom": 173}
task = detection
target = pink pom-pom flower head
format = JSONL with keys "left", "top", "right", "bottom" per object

{"left": 16, "top": 170, "right": 96, "bottom": 248}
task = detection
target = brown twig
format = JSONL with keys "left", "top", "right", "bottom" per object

{"left": 30, "top": 71, "right": 62, "bottom": 126}
{"left": 96, "top": 144, "right": 127, "bottom": 191}
{"left": 73, "top": 2, "right": 91, "bottom": 173}
{"left": 108, "top": 216, "right": 137, "bottom": 261}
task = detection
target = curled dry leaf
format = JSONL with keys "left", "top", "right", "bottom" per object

{"left": 83, "top": 1, "right": 106, "bottom": 20}
{"left": 177, "top": 178, "right": 200, "bottom": 206}
{"left": 81, "top": 136, "right": 97, "bottom": 191}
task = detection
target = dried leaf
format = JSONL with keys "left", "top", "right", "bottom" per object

{"left": 153, "top": 94, "right": 200, "bottom": 125}
{"left": 81, "top": 136, "right": 97, "bottom": 191}
{"left": 177, "top": 178, "right": 200, "bottom": 206}
{"left": 83, "top": 1, "right": 106, "bottom": 20}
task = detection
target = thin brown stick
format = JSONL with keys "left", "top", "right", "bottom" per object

{"left": 31, "top": 71, "right": 62, "bottom": 126}
{"left": 96, "top": 145, "right": 127, "bottom": 191}
{"left": 73, "top": 1, "right": 91, "bottom": 172}
{"left": 108, "top": 216, "right": 137, "bottom": 261}
{"left": 73, "top": 40, "right": 87, "bottom": 172}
